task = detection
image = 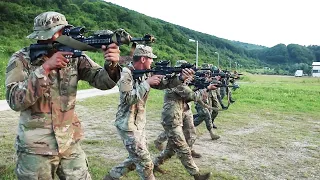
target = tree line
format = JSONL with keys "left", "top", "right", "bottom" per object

{"left": 0, "top": 0, "right": 319, "bottom": 74}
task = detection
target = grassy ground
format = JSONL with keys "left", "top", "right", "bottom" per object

{"left": 0, "top": 74, "right": 319, "bottom": 179}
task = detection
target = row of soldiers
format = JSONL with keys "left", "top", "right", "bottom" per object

{"left": 4, "top": 11, "right": 239, "bottom": 180}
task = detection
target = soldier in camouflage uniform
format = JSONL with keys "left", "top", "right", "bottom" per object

{"left": 104, "top": 46, "right": 195, "bottom": 180}
{"left": 5, "top": 12, "right": 121, "bottom": 180}
{"left": 153, "top": 61, "right": 212, "bottom": 158}
{"left": 193, "top": 70, "right": 220, "bottom": 140}
{"left": 152, "top": 61, "right": 213, "bottom": 180}
{"left": 217, "top": 69, "right": 229, "bottom": 109}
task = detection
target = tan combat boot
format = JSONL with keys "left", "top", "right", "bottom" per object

{"left": 209, "top": 129, "right": 220, "bottom": 140}
{"left": 191, "top": 150, "right": 202, "bottom": 158}
{"left": 194, "top": 172, "right": 212, "bottom": 180}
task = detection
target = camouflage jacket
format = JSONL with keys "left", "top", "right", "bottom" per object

{"left": 195, "top": 88, "right": 218, "bottom": 108}
{"left": 115, "top": 67, "right": 182, "bottom": 131}
{"left": 161, "top": 84, "right": 206, "bottom": 127}
{"left": 5, "top": 47, "right": 120, "bottom": 155}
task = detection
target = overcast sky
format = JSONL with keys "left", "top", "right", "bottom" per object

{"left": 105, "top": 0, "right": 319, "bottom": 47}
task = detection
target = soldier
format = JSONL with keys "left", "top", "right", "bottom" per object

{"left": 104, "top": 46, "right": 194, "bottom": 180}
{"left": 193, "top": 71, "right": 221, "bottom": 139}
{"left": 152, "top": 60, "right": 213, "bottom": 180}
{"left": 216, "top": 69, "right": 228, "bottom": 109}
{"left": 5, "top": 12, "right": 121, "bottom": 179}
{"left": 153, "top": 60, "right": 211, "bottom": 159}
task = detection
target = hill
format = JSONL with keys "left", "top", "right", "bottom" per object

{"left": 1, "top": 0, "right": 320, "bottom": 99}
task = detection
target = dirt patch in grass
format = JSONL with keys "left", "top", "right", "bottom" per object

{"left": 1, "top": 96, "right": 319, "bottom": 180}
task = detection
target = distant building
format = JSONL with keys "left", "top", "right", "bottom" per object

{"left": 295, "top": 70, "right": 303, "bottom": 77}
{"left": 312, "top": 62, "right": 320, "bottom": 77}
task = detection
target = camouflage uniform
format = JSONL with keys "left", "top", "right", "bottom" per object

{"left": 154, "top": 60, "right": 204, "bottom": 152}
{"left": 154, "top": 102, "right": 199, "bottom": 151}
{"left": 193, "top": 89, "right": 213, "bottom": 131}
{"left": 153, "top": 84, "right": 207, "bottom": 176}
{"left": 5, "top": 12, "right": 120, "bottom": 180}
{"left": 193, "top": 68, "right": 220, "bottom": 139}
{"left": 108, "top": 45, "right": 183, "bottom": 180}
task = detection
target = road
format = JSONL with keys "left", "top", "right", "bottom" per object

{"left": 0, "top": 87, "right": 119, "bottom": 111}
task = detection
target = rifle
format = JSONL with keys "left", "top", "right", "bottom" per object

{"left": 132, "top": 60, "right": 213, "bottom": 80}
{"left": 29, "top": 26, "right": 155, "bottom": 63}
{"left": 132, "top": 60, "right": 192, "bottom": 79}
{"left": 190, "top": 77, "right": 236, "bottom": 90}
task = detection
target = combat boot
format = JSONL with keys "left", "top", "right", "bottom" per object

{"left": 221, "top": 105, "right": 228, "bottom": 110}
{"left": 191, "top": 150, "right": 202, "bottom": 158}
{"left": 103, "top": 174, "right": 119, "bottom": 180}
{"left": 193, "top": 172, "right": 212, "bottom": 180}
{"left": 209, "top": 129, "right": 220, "bottom": 140}
{"left": 153, "top": 166, "right": 167, "bottom": 174}
{"left": 154, "top": 140, "right": 165, "bottom": 151}
{"left": 212, "top": 123, "right": 218, "bottom": 129}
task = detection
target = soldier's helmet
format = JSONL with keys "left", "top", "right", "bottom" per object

{"left": 27, "top": 11, "right": 71, "bottom": 40}
{"left": 175, "top": 60, "right": 188, "bottom": 67}
{"left": 133, "top": 44, "right": 157, "bottom": 58}
{"left": 212, "top": 65, "right": 219, "bottom": 71}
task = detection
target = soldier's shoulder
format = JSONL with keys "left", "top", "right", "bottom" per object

{"left": 8, "top": 47, "right": 30, "bottom": 64}
{"left": 118, "top": 67, "right": 133, "bottom": 92}
{"left": 122, "top": 67, "right": 131, "bottom": 74}
{"left": 120, "top": 67, "right": 133, "bottom": 78}
{"left": 7, "top": 47, "right": 30, "bottom": 72}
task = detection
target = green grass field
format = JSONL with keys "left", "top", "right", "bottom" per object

{"left": 0, "top": 74, "right": 319, "bottom": 180}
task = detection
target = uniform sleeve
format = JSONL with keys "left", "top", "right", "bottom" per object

{"left": 77, "top": 54, "right": 120, "bottom": 90}
{"left": 5, "top": 52, "right": 51, "bottom": 111}
{"left": 193, "top": 89, "right": 212, "bottom": 109}
{"left": 171, "top": 85, "right": 210, "bottom": 109}
{"left": 118, "top": 68, "right": 150, "bottom": 105}
{"left": 151, "top": 76, "right": 182, "bottom": 90}
{"left": 173, "top": 85, "right": 197, "bottom": 101}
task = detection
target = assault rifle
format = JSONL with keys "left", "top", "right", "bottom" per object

{"left": 29, "top": 26, "right": 155, "bottom": 63}
{"left": 132, "top": 60, "right": 195, "bottom": 79}
{"left": 190, "top": 77, "right": 236, "bottom": 90}
{"left": 132, "top": 61, "right": 213, "bottom": 80}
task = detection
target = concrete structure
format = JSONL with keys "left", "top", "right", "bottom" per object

{"left": 312, "top": 62, "right": 320, "bottom": 77}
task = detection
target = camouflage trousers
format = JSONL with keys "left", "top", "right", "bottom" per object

{"left": 194, "top": 94, "right": 219, "bottom": 131}
{"left": 220, "top": 87, "right": 233, "bottom": 103}
{"left": 153, "top": 124, "right": 199, "bottom": 176}
{"left": 155, "top": 109, "right": 197, "bottom": 149}
{"left": 193, "top": 104, "right": 213, "bottom": 131}
{"left": 15, "top": 142, "right": 91, "bottom": 180}
{"left": 209, "top": 95, "right": 219, "bottom": 122}
{"left": 109, "top": 128, "right": 155, "bottom": 180}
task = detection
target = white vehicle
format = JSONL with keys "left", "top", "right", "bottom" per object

{"left": 312, "top": 62, "right": 320, "bottom": 77}
{"left": 294, "top": 70, "right": 303, "bottom": 77}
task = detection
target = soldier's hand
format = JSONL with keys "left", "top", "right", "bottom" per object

{"left": 42, "top": 51, "right": 73, "bottom": 73}
{"left": 207, "top": 84, "right": 217, "bottom": 90}
{"left": 180, "top": 68, "right": 195, "bottom": 81}
{"left": 102, "top": 43, "right": 120, "bottom": 66}
{"left": 146, "top": 75, "right": 164, "bottom": 86}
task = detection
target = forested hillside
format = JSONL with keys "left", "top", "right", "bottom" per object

{"left": 1, "top": 0, "right": 319, "bottom": 74}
